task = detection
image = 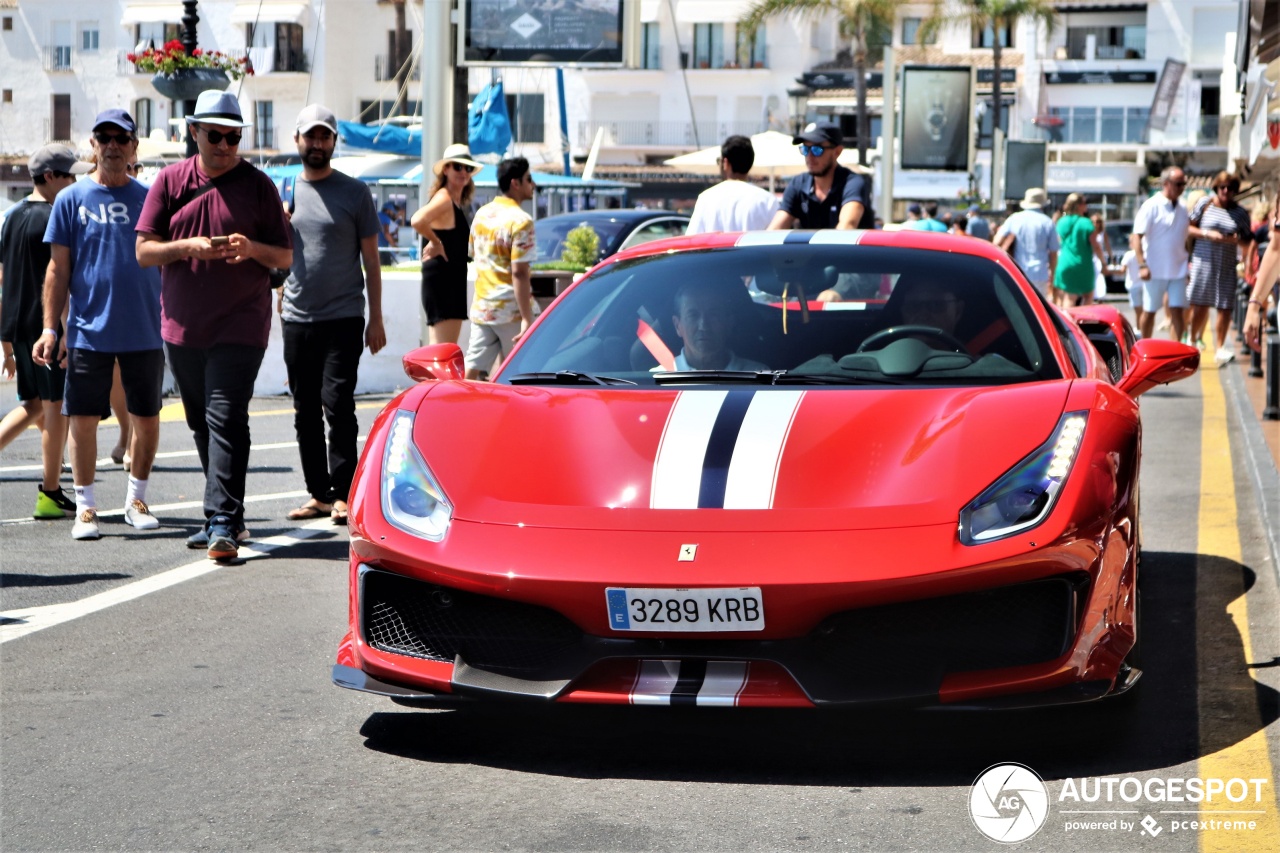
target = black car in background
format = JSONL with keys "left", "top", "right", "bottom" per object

{"left": 535, "top": 209, "right": 690, "bottom": 266}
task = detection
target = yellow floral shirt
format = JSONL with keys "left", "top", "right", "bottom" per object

{"left": 467, "top": 196, "right": 535, "bottom": 325}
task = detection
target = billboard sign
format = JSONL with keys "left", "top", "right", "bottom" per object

{"left": 462, "top": 0, "right": 627, "bottom": 66}
{"left": 900, "top": 66, "right": 973, "bottom": 171}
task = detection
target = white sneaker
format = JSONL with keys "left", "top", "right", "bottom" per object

{"left": 124, "top": 499, "right": 160, "bottom": 530}
{"left": 1214, "top": 346, "right": 1235, "bottom": 367}
{"left": 72, "top": 508, "right": 101, "bottom": 540}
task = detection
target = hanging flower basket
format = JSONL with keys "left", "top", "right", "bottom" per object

{"left": 150, "top": 67, "right": 231, "bottom": 101}
{"left": 128, "top": 40, "right": 251, "bottom": 100}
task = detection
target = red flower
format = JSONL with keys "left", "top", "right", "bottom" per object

{"left": 192, "top": 47, "right": 203, "bottom": 56}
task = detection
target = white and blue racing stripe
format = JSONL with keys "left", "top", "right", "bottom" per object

{"left": 651, "top": 389, "right": 804, "bottom": 509}
{"left": 631, "top": 660, "right": 750, "bottom": 706}
{"left": 734, "top": 230, "right": 868, "bottom": 247}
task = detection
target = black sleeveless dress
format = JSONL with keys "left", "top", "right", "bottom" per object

{"left": 421, "top": 201, "right": 470, "bottom": 325}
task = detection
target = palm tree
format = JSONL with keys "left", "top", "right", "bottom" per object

{"left": 921, "top": 1, "right": 1058, "bottom": 142}
{"left": 740, "top": 0, "right": 896, "bottom": 166}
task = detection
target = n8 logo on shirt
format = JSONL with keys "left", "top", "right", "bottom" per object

{"left": 78, "top": 202, "right": 132, "bottom": 226}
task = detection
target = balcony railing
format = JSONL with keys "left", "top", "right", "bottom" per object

{"left": 118, "top": 50, "right": 146, "bottom": 74}
{"left": 577, "top": 120, "right": 764, "bottom": 148}
{"left": 1197, "top": 115, "right": 1221, "bottom": 146}
{"left": 227, "top": 47, "right": 309, "bottom": 74}
{"left": 43, "top": 45, "right": 74, "bottom": 72}
{"left": 374, "top": 54, "right": 421, "bottom": 82}
{"left": 1022, "top": 106, "right": 1150, "bottom": 145}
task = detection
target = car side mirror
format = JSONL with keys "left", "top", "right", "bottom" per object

{"left": 403, "top": 344, "right": 464, "bottom": 382}
{"left": 1117, "top": 338, "right": 1199, "bottom": 398}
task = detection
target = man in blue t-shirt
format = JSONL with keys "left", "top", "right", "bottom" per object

{"left": 33, "top": 109, "right": 164, "bottom": 541}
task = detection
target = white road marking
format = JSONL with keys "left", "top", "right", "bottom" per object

{"left": 0, "top": 489, "right": 311, "bottom": 526}
{"left": 0, "top": 518, "right": 336, "bottom": 644}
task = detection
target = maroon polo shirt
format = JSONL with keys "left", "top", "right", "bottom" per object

{"left": 137, "top": 157, "right": 292, "bottom": 349}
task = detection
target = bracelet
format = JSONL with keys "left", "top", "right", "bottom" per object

{"left": 1248, "top": 299, "right": 1264, "bottom": 307}
{"left": 40, "top": 327, "right": 57, "bottom": 337}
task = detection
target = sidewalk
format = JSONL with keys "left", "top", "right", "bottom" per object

{"left": 1237, "top": 334, "right": 1280, "bottom": 471}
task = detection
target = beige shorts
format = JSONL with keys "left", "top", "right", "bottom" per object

{"left": 464, "top": 320, "right": 522, "bottom": 376}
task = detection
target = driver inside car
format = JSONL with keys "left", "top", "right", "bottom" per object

{"left": 658, "top": 280, "right": 768, "bottom": 372}
{"left": 899, "top": 281, "right": 965, "bottom": 337}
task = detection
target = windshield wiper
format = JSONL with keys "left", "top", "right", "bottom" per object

{"left": 507, "top": 371, "right": 636, "bottom": 386}
{"left": 653, "top": 370, "right": 904, "bottom": 386}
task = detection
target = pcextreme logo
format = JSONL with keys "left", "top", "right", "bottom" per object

{"left": 969, "top": 763, "right": 1050, "bottom": 844}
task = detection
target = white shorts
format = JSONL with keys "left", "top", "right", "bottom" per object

{"left": 464, "top": 320, "right": 522, "bottom": 376}
{"left": 1141, "top": 277, "right": 1187, "bottom": 313}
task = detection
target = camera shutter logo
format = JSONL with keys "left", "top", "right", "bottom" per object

{"left": 969, "top": 763, "right": 1050, "bottom": 844}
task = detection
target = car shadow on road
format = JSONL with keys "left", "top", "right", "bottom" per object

{"left": 0, "top": 571, "right": 131, "bottom": 587}
{"left": 355, "top": 549, "right": 1277, "bottom": 786}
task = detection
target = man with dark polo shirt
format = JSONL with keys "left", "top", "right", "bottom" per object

{"left": 768, "top": 121, "right": 874, "bottom": 232}
{"left": 136, "top": 90, "right": 293, "bottom": 561}
{"left": 0, "top": 144, "right": 87, "bottom": 520}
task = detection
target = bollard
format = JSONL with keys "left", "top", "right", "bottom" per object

{"left": 1236, "top": 281, "right": 1251, "bottom": 350}
{"left": 1265, "top": 307, "right": 1279, "bottom": 420}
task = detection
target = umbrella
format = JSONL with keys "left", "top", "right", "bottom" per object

{"left": 664, "top": 130, "right": 869, "bottom": 191}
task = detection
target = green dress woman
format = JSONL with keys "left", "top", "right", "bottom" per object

{"left": 1054, "top": 194, "right": 1098, "bottom": 304}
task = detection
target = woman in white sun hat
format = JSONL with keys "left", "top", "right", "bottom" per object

{"left": 411, "top": 143, "right": 483, "bottom": 346}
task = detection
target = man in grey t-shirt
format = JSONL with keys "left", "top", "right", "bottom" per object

{"left": 279, "top": 104, "right": 385, "bottom": 524}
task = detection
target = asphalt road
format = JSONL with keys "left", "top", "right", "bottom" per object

{"left": 1, "top": 363, "right": 1278, "bottom": 852}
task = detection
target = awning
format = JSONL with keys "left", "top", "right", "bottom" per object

{"left": 120, "top": 3, "right": 184, "bottom": 25}
{"left": 229, "top": 2, "right": 308, "bottom": 25}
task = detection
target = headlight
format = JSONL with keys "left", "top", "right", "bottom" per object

{"left": 381, "top": 410, "right": 452, "bottom": 540}
{"left": 959, "top": 412, "right": 1088, "bottom": 545}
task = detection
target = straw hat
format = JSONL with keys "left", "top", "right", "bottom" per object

{"left": 432, "top": 143, "right": 484, "bottom": 177}
{"left": 1019, "top": 187, "right": 1049, "bottom": 210}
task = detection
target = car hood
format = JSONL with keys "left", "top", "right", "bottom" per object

{"left": 410, "top": 382, "right": 1071, "bottom": 531}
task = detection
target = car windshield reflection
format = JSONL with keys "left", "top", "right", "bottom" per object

{"left": 499, "top": 245, "right": 1062, "bottom": 387}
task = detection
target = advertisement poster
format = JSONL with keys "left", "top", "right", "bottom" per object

{"left": 900, "top": 66, "right": 972, "bottom": 171}
{"left": 463, "top": 0, "right": 626, "bottom": 65}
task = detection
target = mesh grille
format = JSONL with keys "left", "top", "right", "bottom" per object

{"left": 362, "top": 571, "right": 583, "bottom": 676}
{"left": 812, "top": 577, "right": 1077, "bottom": 675}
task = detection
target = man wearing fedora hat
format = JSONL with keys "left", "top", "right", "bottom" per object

{"left": 136, "top": 89, "right": 293, "bottom": 561}
{"left": 995, "top": 188, "right": 1059, "bottom": 296}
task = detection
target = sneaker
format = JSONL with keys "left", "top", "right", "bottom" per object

{"left": 124, "top": 499, "right": 160, "bottom": 530}
{"left": 33, "top": 487, "right": 75, "bottom": 519}
{"left": 1214, "top": 346, "right": 1235, "bottom": 367}
{"left": 206, "top": 515, "right": 239, "bottom": 561}
{"left": 72, "top": 508, "right": 101, "bottom": 541}
{"left": 186, "top": 525, "right": 250, "bottom": 549}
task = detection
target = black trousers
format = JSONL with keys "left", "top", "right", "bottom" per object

{"left": 282, "top": 317, "right": 364, "bottom": 505}
{"left": 165, "top": 341, "right": 265, "bottom": 527}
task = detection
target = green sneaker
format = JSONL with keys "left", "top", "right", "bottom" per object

{"left": 33, "top": 487, "right": 75, "bottom": 519}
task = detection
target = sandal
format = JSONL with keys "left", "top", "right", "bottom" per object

{"left": 287, "top": 501, "right": 332, "bottom": 520}
{"left": 331, "top": 500, "right": 349, "bottom": 525}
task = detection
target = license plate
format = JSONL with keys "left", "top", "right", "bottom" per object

{"left": 605, "top": 587, "right": 764, "bottom": 632}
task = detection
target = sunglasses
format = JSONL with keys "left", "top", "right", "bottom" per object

{"left": 799, "top": 144, "right": 827, "bottom": 157}
{"left": 94, "top": 131, "right": 133, "bottom": 146}
{"left": 447, "top": 162, "right": 476, "bottom": 174}
{"left": 1167, "top": 180, "right": 1187, "bottom": 187}
{"left": 201, "top": 127, "right": 242, "bottom": 146}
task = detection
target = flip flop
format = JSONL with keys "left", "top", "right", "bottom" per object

{"left": 331, "top": 501, "right": 349, "bottom": 525}
{"left": 287, "top": 502, "right": 331, "bottom": 520}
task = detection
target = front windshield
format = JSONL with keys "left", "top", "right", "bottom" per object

{"left": 499, "top": 244, "right": 1062, "bottom": 387}
{"left": 534, "top": 216, "right": 631, "bottom": 264}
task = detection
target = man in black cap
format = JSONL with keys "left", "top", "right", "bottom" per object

{"left": 768, "top": 121, "right": 874, "bottom": 232}
{"left": 0, "top": 144, "right": 87, "bottom": 520}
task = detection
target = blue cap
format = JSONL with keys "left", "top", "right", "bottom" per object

{"left": 94, "top": 108, "right": 136, "bottom": 134}
{"left": 907, "top": 203, "right": 923, "bottom": 216}
{"left": 967, "top": 204, "right": 981, "bottom": 214}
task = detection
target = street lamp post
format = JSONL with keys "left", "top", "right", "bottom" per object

{"left": 181, "top": 0, "right": 200, "bottom": 157}
{"left": 787, "top": 86, "right": 809, "bottom": 136}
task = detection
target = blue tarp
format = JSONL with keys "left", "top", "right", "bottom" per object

{"left": 337, "top": 121, "right": 422, "bottom": 156}
{"left": 468, "top": 81, "right": 511, "bottom": 157}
